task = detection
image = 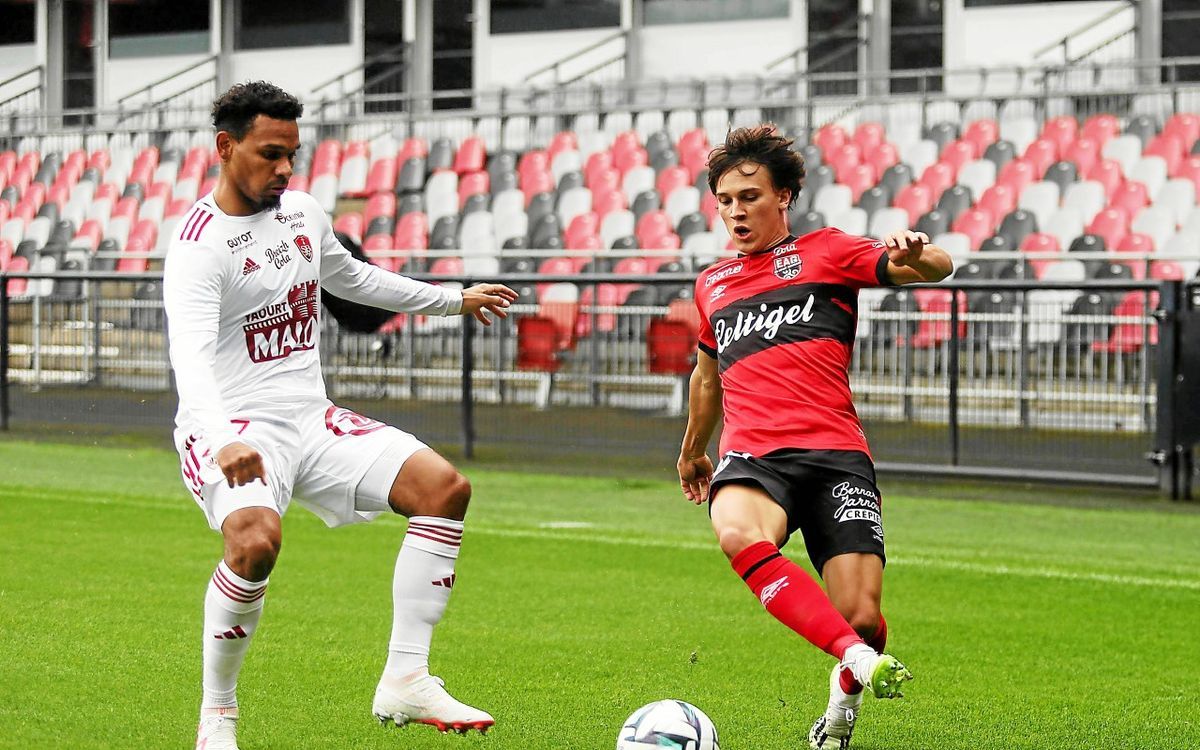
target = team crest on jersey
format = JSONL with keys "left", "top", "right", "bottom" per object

{"left": 294, "top": 235, "right": 313, "bottom": 262}
{"left": 773, "top": 254, "right": 802, "bottom": 280}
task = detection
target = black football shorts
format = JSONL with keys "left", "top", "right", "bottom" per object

{"left": 708, "top": 448, "right": 885, "bottom": 575}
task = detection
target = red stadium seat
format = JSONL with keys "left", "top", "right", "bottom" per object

{"left": 287, "top": 175, "right": 309, "bottom": 193}
{"left": 1164, "top": 113, "right": 1200, "bottom": 152}
{"left": 537, "top": 257, "right": 587, "bottom": 300}
{"left": 592, "top": 188, "right": 627, "bottom": 220}
{"left": 1116, "top": 231, "right": 1156, "bottom": 257}
{"left": 516, "top": 315, "right": 564, "bottom": 372}
{"left": 997, "top": 159, "right": 1038, "bottom": 197}
{"left": 363, "top": 235, "right": 402, "bottom": 271}
{"left": 457, "top": 170, "right": 490, "bottom": 208}
{"left": 540, "top": 299, "right": 580, "bottom": 351}
{"left": 613, "top": 145, "right": 649, "bottom": 176}
{"left": 647, "top": 318, "right": 696, "bottom": 375}
{"left": 940, "top": 140, "right": 976, "bottom": 175}
{"left": 547, "top": 131, "right": 578, "bottom": 164}
{"left": 1041, "top": 116, "right": 1078, "bottom": 157}
{"left": 0, "top": 239, "right": 11, "bottom": 269}
{"left": 364, "top": 192, "right": 397, "bottom": 224}
{"left": 1022, "top": 139, "right": 1059, "bottom": 179}
{"left": 635, "top": 210, "right": 674, "bottom": 247}
{"left": 909, "top": 289, "right": 967, "bottom": 349}
{"left": 678, "top": 128, "right": 709, "bottom": 156}
{"left": 521, "top": 171, "right": 555, "bottom": 206}
{"left": 1064, "top": 137, "right": 1100, "bottom": 177}
{"left": 963, "top": 118, "right": 1000, "bottom": 157}
{"left": 952, "top": 207, "right": 996, "bottom": 250}
{"left": 47, "top": 184, "right": 69, "bottom": 211}
{"left": 166, "top": 197, "right": 192, "bottom": 219}
{"left": 6, "top": 255, "right": 28, "bottom": 295}
{"left": 1145, "top": 134, "right": 1185, "bottom": 175}
{"left": 577, "top": 282, "right": 639, "bottom": 337}
{"left": 1092, "top": 291, "right": 1156, "bottom": 353}
{"left": 398, "top": 137, "right": 428, "bottom": 163}
{"left": 1110, "top": 181, "right": 1149, "bottom": 218}
{"left": 111, "top": 196, "right": 139, "bottom": 223}
{"left": 918, "top": 162, "right": 955, "bottom": 203}
{"left": 86, "top": 149, "right": 111, "bottom": 173}
{"left": 1173, "top": 156, "right": 1200, "bottom": 190}
{"left": 586, "top": 166, "right": 620, "bottom": 193}
{"left": 365, "top": 157, "right": 398, "bottom": 195}
{"left": 865, "top": 143, "right": 899, "bottom": 180}
{"left": 612, "top": 130, "right": 642, "bottom": 157}
{"left": 429, "top": 256, "right": 465, "bottom": 276}
{"left": 655, "top": 166, "right": 690, "bottom": 203}
{"left": 1081, "top": 114, "right": 1120, "bottom": 148}
{"left": 1086, "top": 159, "right": 1125, "bottom": 200}
{"left": 853, "top": 122, "right": 886, "bottom": 155}
{"left": 1086, "top": 206, "right": 1130, "bottom": 249}
{"left": 842, "top": 164, "right": 876, "bottom": 204}
{"left": 978, "top": 184, "right": 1017, "bottom": 221}
{"left": 585, "top": 151, "right": 614, "bottom": 185}
{"left": 680, "top": 147, "right": 709, "bottom": 182}
{"left": 333, "top": 212, "right": 364, "bottom": 244}
{"left": 517, "top": 150, "right": 550, "bottom": 181}
{"left": 75, "top": 220, "right": 103, "bottom": 250}
{"left": 667, "top": 297, "right": 702, "bottom": 338}
{"left": 93, "top": 182, "right": 119, "bottom": 204}
{"left": 828, "top": 144, "right": 862, "bottom": 184}
{"left": 1150, "top": 260, "right": 1186, "bottom": 280}
{"left": 23, "top": 181, "right": 46, "bottom": 210}
{"left": 814, "top": 125, "right": 848, "bottom": 156}
{"left": 894, "top": 183, "right": 934, "bottom": 225}
{"left": 453, "top": 136, "right": 487, "bottom": 175}
{"left": 394, "top": 212, "right": 429, "bottom": 249}
{"left": 565, "top": 212, "right": 600, "bottom": 248}
{"left": 1020, "top": 231, "right": 1061, "bottom": 278}
{"left": 642, "top": 231, "right": 682, "bottom": 252}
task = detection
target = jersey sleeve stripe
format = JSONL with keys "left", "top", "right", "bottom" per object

{"left": 189, "top": 212, "right": 215, "bottom": 241}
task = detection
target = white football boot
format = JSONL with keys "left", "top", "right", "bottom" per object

{"left": 808, "top": 665, "right": 862, "bottom": 750}
{"left": 195, "top": 707, "right": 239, "bottom": 750}
{"left": 372, "top": 668, "right": 494, "bottom": 734}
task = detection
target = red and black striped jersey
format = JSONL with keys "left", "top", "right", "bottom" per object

{"left": 694, "top": 228, "right": 892, "bottom": 458}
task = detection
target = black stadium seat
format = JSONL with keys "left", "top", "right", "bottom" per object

{"left": 880, "top": 163, "right": 913, "bottom": 197}
{"left": 915, "top": 209, "right": 949, "bottom": 238}
{"left": 396, "top": 157, "right": 426, "bottom": 194}
{"left": 983, "top": 140, "right": 1016, "bottom": 170}
{"left": 998, "top": 210, "right": 1038, "bottom": 248}
{"left": 790, "top": 210, "right": 826, "bottom": 236}
{"left": 936, "top": 185, "right": 972, "bottom": 224}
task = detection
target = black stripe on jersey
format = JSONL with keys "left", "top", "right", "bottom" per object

{"left": 875, "top": 251, "right": 894, "bottom": 286}
{"left": 711, "top": 283, "right": 857, "bottom": 371}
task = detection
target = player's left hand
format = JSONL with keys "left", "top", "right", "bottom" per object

{"left": 460, "top": 283, "right": 518, "bottom": 326}
{"left": 884, "top": 230, "right": 929, "bottom": 267}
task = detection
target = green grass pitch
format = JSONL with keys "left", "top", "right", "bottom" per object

{"left": 1, "top": 439, "right": 1198, "bottom": 749}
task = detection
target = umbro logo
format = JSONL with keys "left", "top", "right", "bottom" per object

{"left": 242, "top": 258, "right": 261, "bottom": 276}
{"left": 214, "top": 625, "right": 248, "bottom": 639}
{"left": 432, "top": 574, "right": 456, "bottom": 589}
{"left": 759, "top": 576, "right": 790, "bottom": 605}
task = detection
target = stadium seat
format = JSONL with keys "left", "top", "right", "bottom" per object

{"left": 909, "top": 289, "right": 967, "bottom": 349}
{"left": 1130, "top": 206, "right": 1175, "bottom": 251}
{"left": 1017, "top": 181, "right": 1060, "bottom": 231}
{"left": 1154, "top": 178, "right": 1196, "bottom": 226}
{"left": 1092, "top": 291, "right": 1155, "bottom": 354}
{"left": 1062, "top": 181, "right": 1106, "bottom": 224}
{"left": 951, "top": 207, "right": 994, "bottom": 251}
{"left": 791, "top": 211, "right": 826, "bottom": 236}
{"left": 983, "top": 140, "right": 1016, "bottom": 171}
{"left": 647, "top": 318, "right": 696, "bottom": 375}
{"left": 999, "top": 210, "right": 1039, "bottom": 249}
{"left": 894, "top": 183, "right": 934, "bottom": 225}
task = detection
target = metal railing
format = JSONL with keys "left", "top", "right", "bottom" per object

{"left": 0, "top": 270, "right": 1192, "bottom": 494}
{"left": 522, "top": 30, "right": 628, "bottom": 88}
{"left": 0, "top": 65, "right": 44, "bottom": 125}
{"left": 1033, "top": 0, "right": 1137, "bottom": 64}
{"left": 311, "top": 41, "right": 411, "bottom": 118}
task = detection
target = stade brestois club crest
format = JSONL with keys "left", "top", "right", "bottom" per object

{"left": 294, "top": 235, "right": 313, "bottom": 262}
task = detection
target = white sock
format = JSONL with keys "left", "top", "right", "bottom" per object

{"left": 201, "top": 561, "right": 267, "bottom": 709}
{"left": 841, "top": 643, "right": 879, "bottom": 689}
{"left": 384, "top": 516, "right": 463, "bottom": 680}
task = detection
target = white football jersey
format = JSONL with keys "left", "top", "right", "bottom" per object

{"left": 163, "top": 189, "right": 460, "bottom": 451}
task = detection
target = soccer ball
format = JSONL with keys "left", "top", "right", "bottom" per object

{"left": 616, "top": 699, "right": 720, "bottom": 750}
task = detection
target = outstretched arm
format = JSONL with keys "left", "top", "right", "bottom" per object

{"left": 677, "top": 352, "right": 722, "bottom": 505}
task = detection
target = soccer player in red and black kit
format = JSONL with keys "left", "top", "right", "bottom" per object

{"left": 677, "top": 126, "right": 952, "bottom": 749}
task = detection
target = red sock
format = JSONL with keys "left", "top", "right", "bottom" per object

{"left": 731, "top": 541, "right": 864, "bottom": 659}
{"left": 839, "top": 614, "right": 887, "bottom": 694}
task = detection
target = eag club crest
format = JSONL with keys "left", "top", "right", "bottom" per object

{"left": 773, "top": 254, "right": 802, "bottom": 280}
{"left": 294, "top": 234, "right": 313, "bottom": 262}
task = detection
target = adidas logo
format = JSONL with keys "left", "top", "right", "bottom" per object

{"left": 214, "top": 625, "right": 248, "bottom": 639}
{"left": 432, "top": 574, "right": 456, "bottom": 589}
{"left": 242, "top": 258, "right": 261, "bottom": 276}
{"left": 759, "top": 576, "right": 790, "bottom": 605}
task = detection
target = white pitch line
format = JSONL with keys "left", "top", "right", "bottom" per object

{"left": 468, "top": 526, "right": 1200, "bottom": 591}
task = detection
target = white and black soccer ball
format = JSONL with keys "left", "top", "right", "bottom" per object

{"left": 616, "top": 699, "right": 720, "bottom": 750}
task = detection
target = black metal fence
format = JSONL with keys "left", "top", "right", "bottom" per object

{"left": 0, "top": 271, "right": 1194, "bottom": 496}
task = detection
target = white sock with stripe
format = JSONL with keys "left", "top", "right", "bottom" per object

{"left": 201, "top": 560, "right": 267, "bottom": 708}
{"left": 384, "top": 516, "right": 463, "bottom": 680}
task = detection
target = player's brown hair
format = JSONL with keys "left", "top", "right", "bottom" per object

{"left": 706, "top": 125, "right": 806, "bottom": 207}
{"left": 212, "top": 81, "right": 304, "bottom": 140}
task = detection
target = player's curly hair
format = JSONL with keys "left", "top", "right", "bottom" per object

{"left": 212, "top": 81, "right": 304, "bottom": 140}
{"left": 706, "top": 125, "right": 806, "bottom": 207}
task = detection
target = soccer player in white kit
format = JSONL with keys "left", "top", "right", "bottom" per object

{"left": 164, "top": 82, "right": 517, "bottom": 750}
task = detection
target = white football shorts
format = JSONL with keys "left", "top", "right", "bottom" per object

{"left": 174, "top": 399, "right": 427, "bottom": 531}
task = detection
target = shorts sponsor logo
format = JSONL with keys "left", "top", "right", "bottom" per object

{"left": 714, "top": 295, "right": 815, "bottom": 353}
{"left": 242, "top": 280, "right": 319, "bottom": 362}
{"left": 265, "top": 239, "right": 292, "bottom": 270}
{"left": 759, "top": 576, "right": 790, "bottom": 605}
{"left": 832, "top": 481, "right": 881, "bottom": 525}
{"left": 226, "top": 231, "right": 255, "bottom": 251}
{"left": 705, "top": 262, "right": 743, "bottom": 286}
{"left": 294, "top": 234, "right": 313, "bottom": 262}
{"left": 773, "top": 253, "right": 802, "bottom": 280}
{"left": 324, "top": 405, "right": 387, "bottom": 436}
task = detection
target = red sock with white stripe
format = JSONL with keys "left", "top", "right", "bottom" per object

{"left": 839, "top": 615, "right": 887, "bottom": 694}
{"left": 201, "top": 560, "right": 267, "bottom": 708}
{"left": 384, "top": 516, "right": 463, "bottom": 680}
{"left": 731, "top": 541, "right": 865, "bottom": 659}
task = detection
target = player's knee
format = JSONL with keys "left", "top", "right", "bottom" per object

{"left": 715, "top": 525, "right": 766, "bottom": 560}
{"left": 226, "top": 529, "right": 281, "bottom": 580}
{"left": 843, "top": 603, "right": 882, "bottom": 641}
{"left": 429, "top": 470, "right": 471, "bottom": 520}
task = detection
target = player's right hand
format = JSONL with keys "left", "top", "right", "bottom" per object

{"left": 460, "top": 283, "right": 518, "bottom": 326}
{"left": 217, "top": 442, "right": 267, "bottom": 488}
{"left": 677, "top": 454, "right": 714, "bottom": 505}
